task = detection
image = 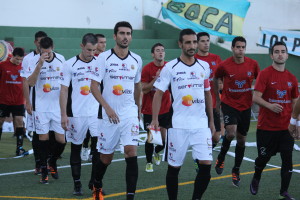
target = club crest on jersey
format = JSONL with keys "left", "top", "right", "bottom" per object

{"left": 247, "top": 71, "right": 252, "bottom": 77}
{"left": 56, "top": 67, "right": 60, "bottom": 71}
{"left": 211, "top": 61, "right": 216, "bottom": 66}
{"left": 287, "top": 82, "right": 292, "bottom": 87}
{"left": 10, "top": 74, "right": 18, "bottom": 80}
{"left": 131, "top": 65, "right": 135, "bottom": 70}
{"left": 235, "top": 80, "right": 246, "bottom": 88}
{"left": 277, "top": 90, "right": 286, "bottom": 98}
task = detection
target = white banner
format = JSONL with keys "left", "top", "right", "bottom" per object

{"left": 258, "top": 28, "right": 300, "bottom": 56}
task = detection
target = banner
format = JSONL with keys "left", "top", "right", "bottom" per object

{"left": 258, "top": 28, "right": 300, "bottom": 56}
{"left": 162, "top": 0, "right": 250, "bottom": 41}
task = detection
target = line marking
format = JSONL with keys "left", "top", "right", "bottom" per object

{"left": 1, "top": 164, "right": 299, "bottom": 199}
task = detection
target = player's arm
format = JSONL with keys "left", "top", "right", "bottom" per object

{"left": 59, "top": 85, "right": 69, "bottom": 131}
{"left": 90, "top": 80, "right": 119, "bottom": 124}
{"left": 134, "top": 82, "right": 142, "bottom": 120}
{"left": 22, "top": 78, "right": 32, "bottom": 115}
{"left": 141, "top": 69, "right": 161, "bottom": 94}
{"left": 150, "top": 89, "right": 164, "bottom": 130}
{"left": 205, "top": 90, "right": 215, "bottom": 134}
{"left": 27, "top": 53, "right": 47, "bottom": 86}
{"left": 289, "top": 97, "right": 300, "bottom": 139}
{"left": 253, "top": 90, "right": 283, "bottom": 113}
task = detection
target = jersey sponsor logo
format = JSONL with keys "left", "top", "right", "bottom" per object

{"left": 40, "top": 76, "right": 61, "bottom": 81}
{"left": 60, "top": 72, "right": 63, "bottom": 76}
{"left": 173, "top": 77, "right": 185, "bottom": 82}
{"left": 120, "top": 63, "right": 130, "bottom": 71}
{"left": 178, "top": 83, "right": 203, "bottom": 90}
{"left": 47, "top": 66, "right": 56, "bottom": 72}
{"left": 95, "top": 67, "right": 99, "bottom": 72}
{"left": 110, "top": 63, "right": 118, "bottom": 66}
{"left": 43, "top": 83, "right": 59, "bottom": 92}
{"left": 77, "top": 67, "right": 85, "bottom": 70}
{"left": 277, "top": 90, "right": 287, "bottom": 98}
{"left": 10, "top": 74, "right": 18, "bottom": 80}
{"left": 106, "top": 69, "right": 117, "bottom": 73}
{"left": 80, "top": 85, "right": 90, "bottom": 95}
{"left": 182, "top": 95, "right": 204, "bottom": 106}
{"left": 78, "top": 77, "right": 90, "bottom": 82}
{"left": 109, "top": 75, "right": 135, "bottom": 81}
{"left": 77, "top": 72, "right": 85, "bottom": 76}
{"left": 187, "top": 71, "right": 200, "bottom": 80}
{"left": 176, "top": 71, "right": 186, "bottom": 75}
{"left": 40, "top": 71, "right": 46, "bottom": 75}
{"left": 112, "top": 84, "right": 132, "bottom": 95}
{"left": 235, "top": 80, "right": 246, "bottom": 88}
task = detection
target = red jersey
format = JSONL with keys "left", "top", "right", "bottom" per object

{"left": 215, "top": 56, "right": 260, "bottom": 111}
{"left": 141, "top": 61, "right": 171, "bottom": 115}
{"left": 0, "top": 59, "right": 24, "bottom": 105}
{"left": 255, "top": 66, "right": 298, "bottom": 131}
{"left": 195, "top": 53, "right": 222, "bottom": 108}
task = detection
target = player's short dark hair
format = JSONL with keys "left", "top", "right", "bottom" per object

{"left": 34, "top": 31, "right": 47, "bottom": 40}
{"left": 179, "top": 29, "right": 196, "bottom": 43}
{"left": 197, "top": 32, "right": 210, "bottom": 41}
{"left": 12, "top": 47, "right": 25, "bottom": 57}
{"left": 40, "top": 37, "right": 53, "bottom": 49}
{"left": 114, "top": 21, "right": 132, "bottom": 35}
{"left": 82, "top": 33, "right": 97, "bottom": 46}
{"left": 95, "top": 34, "right": 105, "bottom": 39}
{"left": 232, "top": 36, "right": 246, "bottom": 47}
{"left": 270, "top": 41, "right": 288, "bottom": 55}
{"left": 151, "top": 43, "right": 164, "bottom": 53}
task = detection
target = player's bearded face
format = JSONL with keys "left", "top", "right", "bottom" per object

{"left": 115, "top": 27, "right": 132, "bottom": 49}
{"left": 181, "top": 35, "right": 197, "bottom": 57}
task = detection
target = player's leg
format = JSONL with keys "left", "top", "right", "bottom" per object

{"left": 12, "top": 105, "right": 27, "bottom": 156}
{"left": 121, "top": 117, "right": 140, "bottom": 200}
{"left": 250, "top": 129, "right": 273, "bottom": 195}
{"left": 0, "top": 105, "right": 5, "bottom": 139}
{"left": 144, "top": 114, "right": 154, "bottom": 171}
{"left": 166, "top": 128, "right": 189, "bottom": 200}
{"left": 279, "top": 130, "right": 294, "bottom": 198}
{"left": 212, "top": 108, "right": 221, "bottom": 148}
{"left": 215, "top": 103, "right": 237, "bottom": 175}
{"left": 191, "top": 128, "right": 212, "bottom": 200}
{"left": 81, "top": 129, "right": 91, "bottom": 161}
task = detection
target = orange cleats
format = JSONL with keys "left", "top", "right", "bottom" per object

{"left": 40, "top": 175, "right": 49, "bottom": 184}
{"left": 215, "top": 159, "right": 224, "bottom": 175}
{"left": 49, "top": 166, "right": 59, "bottom": 179}
{"left": 232, "top": 171, "right": 240, "bottom": 187}
{"left": 93, "top": 187, "right": 104, "bottom": 200}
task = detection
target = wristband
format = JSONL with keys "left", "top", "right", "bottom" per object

{"left": 290, "top": 117, "right": 297, "bottom": 125}
{"left": 297, "top": 121, "right": 300, "bottom": 126}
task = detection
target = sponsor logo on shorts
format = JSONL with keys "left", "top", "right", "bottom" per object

{"left": 131, "top": 124, "right": 139, "bottom": 136}
{"left": 169, "top": 142, "right": 176, "bottom": 152}
{"left": 169, "top": 152, "right": 176, "bottom": 162}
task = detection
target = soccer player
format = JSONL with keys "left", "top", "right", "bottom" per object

{"left": 27, "top": 37, "right": 66, "bottom": 184}
{"left": 20, "top": 31, "right": 48, "bottom": 174}
{"left": 213, "top": 36, "right": 260, "bottom": 187}
{"left": 91, "top": 21, "right": 142, "bottom": 200}
{"left": 195, "top": 32, "right": 222, "bottom": 147}
{"left": 142, "top": 43, "right": 171, "bottom": 172}
{"left": 60, "top": 33, "right": 100, "bottom": 196}
{"left": 94, "top": 34, "right": 107, "bottom": 57}
{"left": 0, "top": 47, "right": 27, "bottom": 156}
{"left": 81, "top": 33, "right": 107, "bottom": 162}
{"left": 151, "top": 28, "right": 214, "bottom": 200}
{"left": 250, "top": 41, "right": 298, "bottom": 200}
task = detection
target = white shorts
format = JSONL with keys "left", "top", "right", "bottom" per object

{"left": 66, "top": 116, "right": 100, "bottom": 145}
{"left": 97, "top": 117, "right": 139, "bottom": 154}
{"left": 26, "top": 112, "right": 36, "bottom": 132}
{"left": 34, "top": 111, "right": 64, "bottom": 135}
{"left": 166, "top": 128, "right": 213, "bottom": 167}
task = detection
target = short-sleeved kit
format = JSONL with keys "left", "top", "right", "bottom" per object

{"left": 91, "top": 49, "right": 142, "bottom": 153}
{"left": 60, "top": 55, "right": 100, "bottom": 144}
{"left": 154, "top": 58, "right": 212, "bottom": 166}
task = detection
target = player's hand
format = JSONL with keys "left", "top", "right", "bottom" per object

{"left": 39, "top": 52, "right": 50, "bottom": 64}
{"left": 268, "top": 103, "right": 283, "bottom": 113}
{"left": 25, "top": 102, "right": 32, "bottom": 115}
{"left": 105, "top": 106, "right": 119, "bottom": 124}
{"left": 296, "top": 126, "right": 300, "bottom": 140}
{"left": 61, "top": 114, "right": 69, "bottom": 131}
{"left": 288, "top": 123, "right": 297, "bottom": 138}
{"left": 149, "top": 119, "right": 160, "bottom": 131}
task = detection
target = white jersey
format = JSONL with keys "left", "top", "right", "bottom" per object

{"left": 29, "top": 52, "right": 65, "bottom": 113}
{"left": 91, "top": 49, "right": 142, "bottom": 120}
{"left": 60, "top": 55, "right": 99, "bottom": 117}
{"left": 154, "top": 58, "right": 210, "bottom": 129}
{"left": 21, "top": 51, "right": 40, "bottom": 78}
